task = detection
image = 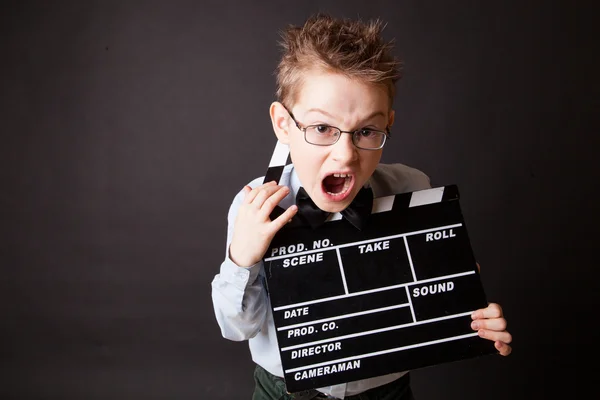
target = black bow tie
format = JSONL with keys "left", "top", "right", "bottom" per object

{"left": 294, "top": 186, "right": 374, "bottom": 230}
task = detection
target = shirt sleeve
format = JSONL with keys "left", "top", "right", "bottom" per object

{"left": 210, "top": 183, "right": 269, "bottom": 341}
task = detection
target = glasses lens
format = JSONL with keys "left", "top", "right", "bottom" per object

{"left": 305, "top": 125, "right": 339, "bottom": 145}
{"left": 353, "top": 129, "right": 386, "bottom": 149}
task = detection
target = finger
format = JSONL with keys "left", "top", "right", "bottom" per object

{"left": 245, "top": 182, "right": 280, "bottom": 207}
{"left": 259, "top": 186, "right": 292, "bottom": 216}
{"left": 477, "top": 328, "right": 512, "bottom": 345}
{"left": 471, "top": 302, "right": 503, "bottom": 320}
{"left": 495, "top": 341, "right": 512, "bottom": 356}
{"left": 270, "top": 204, "right": 299, "bottom": 232}
{"left": 252, "top": 185, "right": 288, "bottom": 209}
{"left": 471, "top": 317, "right": 507, "bottom": 332}
{"left": 243, "top": 181, "right": 277, "bottom": 204}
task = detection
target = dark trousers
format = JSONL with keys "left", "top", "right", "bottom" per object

{"left": 252, "top": 364, "right": 415, "bottom": 400}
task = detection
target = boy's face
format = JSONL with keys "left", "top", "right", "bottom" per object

{"left": 271, "top": 69, "right": 394, "bottom": 213}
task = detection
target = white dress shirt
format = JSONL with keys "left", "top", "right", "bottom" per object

{"left": 211, "top": 163, "right": 431, "bottom": 398}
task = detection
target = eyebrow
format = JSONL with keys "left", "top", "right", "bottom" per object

{"left": 304, "top": 108, "right": 387, "bottom": 124}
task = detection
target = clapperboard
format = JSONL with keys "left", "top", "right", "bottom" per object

{"left": 262, "top": 141, "right": 496, "bottom": 392}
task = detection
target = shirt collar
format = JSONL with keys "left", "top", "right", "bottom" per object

{"left": 275, "top": 164, "right": 299, "bottom": 210}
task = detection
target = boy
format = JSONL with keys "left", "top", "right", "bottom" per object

{"left": 211, "top": 13, "right": 512, "bottom": 400}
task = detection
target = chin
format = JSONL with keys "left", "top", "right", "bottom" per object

{"left": 319, "top": 203, "right": 347, "bottom": 213}
{"left": 315, "top": 193, "right": 355, "bottom": 213}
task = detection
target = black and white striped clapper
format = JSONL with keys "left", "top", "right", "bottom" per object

{"left": 261, "top": 141, "right": 496, "bottom": 392}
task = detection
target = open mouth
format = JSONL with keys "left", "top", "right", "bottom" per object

{"left": 322, "top": 173, "right": 353, "bottom": 197}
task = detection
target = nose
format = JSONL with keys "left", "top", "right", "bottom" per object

{"left": 331, "top": 132, "right": 358, "bottom": 163}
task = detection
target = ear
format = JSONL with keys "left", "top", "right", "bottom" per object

{"left": 270, "top": 101, "right": 292, "bottom": 144}
{"left": 388, "top": 109, "right": 395, "bottom": 128}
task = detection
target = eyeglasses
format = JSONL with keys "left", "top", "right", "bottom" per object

{"left": 285, "top": 108, "right": 390, "bottom": 150}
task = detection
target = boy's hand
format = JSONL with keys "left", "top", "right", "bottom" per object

{"left": 229, "top": 181, "right": 298, "bottom": 267}
{"left": 471, "top": 302, "right": 513, "bottom": 356}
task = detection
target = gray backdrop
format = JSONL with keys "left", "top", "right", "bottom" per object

{"left": 1, "top": 0, "right": 593, "bottom": 399}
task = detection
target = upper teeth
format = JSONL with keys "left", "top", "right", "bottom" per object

{"left": 333, "top": 173, "right": 350, "bottom": 178}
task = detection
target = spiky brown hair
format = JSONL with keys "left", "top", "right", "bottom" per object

{"left": 275, "top": 13, "right": 402, "bottom": 108}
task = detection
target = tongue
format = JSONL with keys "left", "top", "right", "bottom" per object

{"left": 323, "top": 176, "right": 346, "bottom": 193}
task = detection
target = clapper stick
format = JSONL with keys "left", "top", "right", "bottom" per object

{"left": 263, "top": 141, "right": 291, "bottom": 185}
{"left": 262, "top": 141, "right": 462, "bottom": 220}
{"left": 260, "top": 140, "right": 496, "bottom": 392}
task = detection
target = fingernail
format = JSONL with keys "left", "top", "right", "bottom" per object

{"left": 478, "top": 330, "right": 485, "bottom": 337}
{"left": 471, "top": 321, "right": 479, "bottom": 330}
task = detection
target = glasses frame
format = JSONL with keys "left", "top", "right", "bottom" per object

{"left": 284, "top": 108, "right": 390, "bottom": 150}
